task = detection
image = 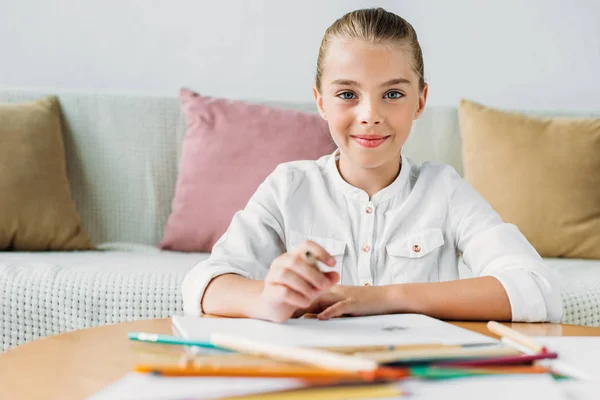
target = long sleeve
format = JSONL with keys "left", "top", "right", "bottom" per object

{"left": 447, "top": 170, "right": 563, "bottom": 322}
{"left": 181, "top": 165, "right": 296, "bottom": 316}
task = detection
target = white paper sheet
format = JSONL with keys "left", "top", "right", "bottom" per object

{"left": 558, "top": 381, "right": 600, "bottom": 400}
{"left": 88, "top": 373, "right": 308, "bottom": 400}
{"left": 172, "top": 314, "right": 496, "bottom": 348}
{"left": 534, "top": 337, "right": 600, "bottom": 380}
{"left": 403, "top": 374, "right": 563, "bottom": 400}
{"left": 90, "top": 372, "right": 566, "bottom": 400}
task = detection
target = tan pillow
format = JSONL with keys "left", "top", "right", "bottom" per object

{"left": 0, "top": 96, "right": 93, "bottom": 250}
{"left": 459, "top": 99, "right": 600, "bottom": 260}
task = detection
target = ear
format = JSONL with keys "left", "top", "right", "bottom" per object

{"left": 313, "top": 86, "right": 327, "bottom": 120}
{"left": 413, "top": 83, "right": 428, "bottom": 120}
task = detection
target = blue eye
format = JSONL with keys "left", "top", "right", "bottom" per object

{"left": 384, "top": 91, "right": 404, "bottom": 99}
{"left": 337, "top": 92, "right": 356, "bottom": 100}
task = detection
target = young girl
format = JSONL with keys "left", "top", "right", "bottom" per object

{"left": 182, "top": 8, "right": 562, "bottom": 323}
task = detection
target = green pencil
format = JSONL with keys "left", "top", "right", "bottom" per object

{"left": 128, "top": 332, "right": 232, "bottom": 352}
{"left": 409, "top": 366, "right": 491, "bottom": 380}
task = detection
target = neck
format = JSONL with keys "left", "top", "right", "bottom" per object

{"left": 337, "top": 153, "right": 402, "bottom": 199}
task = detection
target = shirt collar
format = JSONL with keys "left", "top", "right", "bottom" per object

{"left": 327, "top": 148, "right": 411, "bottom": 205}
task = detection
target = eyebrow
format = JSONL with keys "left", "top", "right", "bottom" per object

{"left": 330, "top": 78, "right": 411, "bottom": 87}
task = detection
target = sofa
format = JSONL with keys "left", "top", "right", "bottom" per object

{"left": 1, "top": 87, "right": 599, "bottom": 352}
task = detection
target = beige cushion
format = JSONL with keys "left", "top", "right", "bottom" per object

{"left": 0, "top": 96, "right": 93, "bottom": 250}
{"left": 459, "top": 99, "right": 600, "bottom": 260}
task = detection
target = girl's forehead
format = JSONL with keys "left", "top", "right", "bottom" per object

{"left": 322, "top": 38, "right": 415, "bottom": 84}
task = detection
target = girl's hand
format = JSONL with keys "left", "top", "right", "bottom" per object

{"left": 252, "top": 241, "right": 339, "bottom": 322}
{"left": 302, "top": 285, "right": 393, "bottom": 320}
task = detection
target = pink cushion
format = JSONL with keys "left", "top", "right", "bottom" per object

{"left": 160, "top": 88, "right": 335, "bottom": 252}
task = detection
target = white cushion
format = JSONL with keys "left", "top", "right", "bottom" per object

{"left": 0, "top": 248, "right": 209, "bottom": 351}
{"left": 544, "top": 258, "right": 600, "bottom": 327}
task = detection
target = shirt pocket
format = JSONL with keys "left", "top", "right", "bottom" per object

{"left": 385, "top": 228, "right": 445, "bottom": 283}
{"left": 287, "top": 231, "right": 346, "bottom": 281}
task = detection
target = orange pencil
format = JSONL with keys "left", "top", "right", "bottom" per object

{"left": 134, "top": 363, "right": 409, "bottom": 381}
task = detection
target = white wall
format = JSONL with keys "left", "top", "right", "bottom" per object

{"left": 1, "top": 0, "right": 599, "bottom": 111}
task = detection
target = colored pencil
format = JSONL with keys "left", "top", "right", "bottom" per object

{"left": 210, "top": 333, "right": 379, "bottom": 372}
{"left": 486, "top": 321, "right": 547, "bottom": 353}
{"left": 434, "top": 351, "right": 558, "bottom": 367}
{"left": 355, "top": 344, "right": 520, "bottom": 364}
{"left": 128, "top": 332, "right": 230, "bottom": 351}
{"left": 320, "top": 342, "right": 498, "bottom": 354}
{"left": 134, "top": 363, "right": 409, "bottom": 381}
{"left": 409, "top": 364, "right": 551, "bottom": 379}
{"left": 501, "top": 336, "right": 596, "bottom": 380}
{"left": 221, "top": 383, "right": 404, "bottom": 400}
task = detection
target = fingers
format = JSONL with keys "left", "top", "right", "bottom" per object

{"left": 300, "top": 240, "right": 336, "bottom": 267}
{"left": 276, "top": 266, "right": 320, "bottom": 301}
{"left": 318, "top": 299, "right": 351, "bottom": 320}
{"left": 268, "top": 253, "right": 324, "bottom": 295}
{"left": 287, "top": 253, "right": 333, "bottom": 291}
{"left": 291, "top": 308, "right": 310, "bottom": 319}
{"left": 288, "top": 288, "right": 346, "bottom": 319}
{"left": 323, "top": 271, "right": 340, "bottom": 285}
{"left": 263, "top": 242, "right": 341, "bottom": 322}
{"left": 272, "top": 284, "right": 312, "bottom": 309}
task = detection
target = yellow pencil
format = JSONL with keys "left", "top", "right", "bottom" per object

{"left": 222, "top": 383, "right": 404, "bottom": 400}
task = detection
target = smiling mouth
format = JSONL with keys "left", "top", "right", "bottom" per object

{"left": 350, "top": 135, "right": 391, "bottom": 148}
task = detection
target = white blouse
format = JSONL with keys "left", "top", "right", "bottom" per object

{"left": 182, "top": 150, "right": 562, "bottom": 322}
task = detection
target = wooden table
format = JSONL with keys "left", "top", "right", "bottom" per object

{"left": 0, "top": 319, "right": 598, "bottom": 400}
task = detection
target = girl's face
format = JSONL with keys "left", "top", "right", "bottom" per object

{"left": 314, "top": 38, "right": 427, "bottom": 170}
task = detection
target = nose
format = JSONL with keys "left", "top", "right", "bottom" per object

{"left": 358, "top": 98, "right": 383, "bottom": 126}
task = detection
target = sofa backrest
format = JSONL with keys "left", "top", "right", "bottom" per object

{"left": 0, "top": 88, "right": 463, "bottom": 246}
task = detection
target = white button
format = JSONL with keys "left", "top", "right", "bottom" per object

{"left": 365, "top": 207, "right": 373, "bottom": 214}
{"left": 362, "top": 244, "right": 371, "bottom": 253}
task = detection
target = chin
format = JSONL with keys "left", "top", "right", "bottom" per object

{"left": 347, "top": 150, "right": 392, "bottom": 169}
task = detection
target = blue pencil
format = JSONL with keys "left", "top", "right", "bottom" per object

{"left": 128, "top": 332, "right": 232, "bottom": 352}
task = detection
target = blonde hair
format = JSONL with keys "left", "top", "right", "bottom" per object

{"left": 315, "top": 8, "right": 425, "bottom": 92}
